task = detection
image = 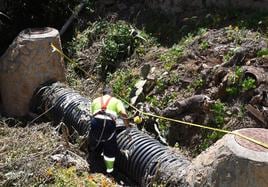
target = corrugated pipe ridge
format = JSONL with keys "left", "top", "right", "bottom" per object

{"left": 34, "top": 83, "right": 191, "bottom": 186}
{"left": 33, "top": 82, "right": 92, "bottom": 135}
{"left": 116, "top": 128, "right": 190, "bottom": 186}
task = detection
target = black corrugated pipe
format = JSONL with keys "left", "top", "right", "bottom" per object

{"left": 32, "top": 82, "right": 191, "bottom": 186}
{"left": 32, "top": 82, "right": 91, "bottom": 135}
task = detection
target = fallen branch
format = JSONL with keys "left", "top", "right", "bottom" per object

{"left": 161, "top": 95, "right": 213, "bottom": 118}
{"left": 245, "top": 104, "right": 267, "bottom": 127}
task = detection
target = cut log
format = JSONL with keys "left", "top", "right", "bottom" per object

{"left": 161, "top": 95, "right": 212, "bottom": 117}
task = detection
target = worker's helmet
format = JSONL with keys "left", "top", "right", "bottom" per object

{"left": 103, "top": 86, "right": 113, "bottom": 95}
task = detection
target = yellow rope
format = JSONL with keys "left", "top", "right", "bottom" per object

{"left": 116, "top": 94, "right": 268, "bottom": 150}
{"left": 50, "top": 42, "right": 268, "bottom": 150}
{"left": 51, "top": 43, "right": 91, "bottom": 77}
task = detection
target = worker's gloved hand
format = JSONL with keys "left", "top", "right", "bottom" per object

{"left": 125, "top": 127, "right": 131, "bottom": 134}
{"left": 133, "top": 116, "right": 143, "bottom": 125}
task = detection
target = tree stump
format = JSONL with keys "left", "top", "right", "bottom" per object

{"left": 185, "top": 128, "right": 268, "bottom": 187}
{"left": 0, "top": 27, "right": 65, "bottom": 116}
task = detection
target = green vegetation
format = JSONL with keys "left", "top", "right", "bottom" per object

{"left": 226, "top": 67, "right": 256, "bottom": 96}
{"left": 257, "top": 48, "right": 268, "bottom": 57}
{"left": 199, "top": 131, "right": 225, "bottom": 151}
{"left": 98, "top": 21, "right": 147, "bottom": 76}
{"left": 198, "top": 101, "right": 226, "bottom": 151}
{"left": 107, "top": 69, "right": 139, "bottom": 100}
{"left": 160, "top": 46, "right": 184, "bottom": 71}
{"left": 155, "top": 79, "right": 167, "bottom": 92}
{"left": 69, "top": 21, "right": 109, "bottom": 55}
{"left": 211, "top": 101, "right": 226, "bottom": 126}
{"left": 160, "top": 28, "right": 207, "bottom": 71}
{"left": 223, "top": 50, "right": 235, "bottom": 63}
{"left": 49, "top": 166, "right": 115, "bottom": 187}
{"left": 188, "top": 77, "right": 205, "bottom": 91}
{"left": 242, "top": 77, "right": 256, "bottom": 91}
{"left": 199, "top": 40, "right": 210, "bottom": 50}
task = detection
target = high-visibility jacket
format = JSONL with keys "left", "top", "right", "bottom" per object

{"left": 91, "top": 95, "right": 126, "bottom": 120}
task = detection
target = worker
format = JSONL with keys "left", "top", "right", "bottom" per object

{"left": 90, "top": 86, "right": 130, "bottom": 174}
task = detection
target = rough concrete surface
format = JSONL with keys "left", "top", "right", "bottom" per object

{"left": 185, "top": 128, "right": 268, "bottom": 187}
{"left": 0, "top": 27, "right": 65, "bottom": 116}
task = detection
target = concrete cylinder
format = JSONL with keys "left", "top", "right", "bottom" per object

{"left": 0, "top": 27, "right": 65, "bottom": 116}
{"left": 185, "top": 128, "right": 268, "bottom": 187}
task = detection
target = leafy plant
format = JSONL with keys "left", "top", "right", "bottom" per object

{"left": 69, "top": 20, "right": 109, "bottom": 55}
{"left": 257, "top": 48, "right": 268, "bottom": 57}
{"left": 211, "top": 101, "right": 225, "bottom": 126}
{"left": 107, "top": 69, "right": 138, "bottom": 100}
{"left": 199, "top": 131, "right": 225, "bottom": 151}
{"left": 146, "top": 95, "right": 160, "bottom": 108}
{"left": 155, "top": 79, "right": 167, "bottom": 92}
{"left": 226, "top": 67, "right": 257, "bottom": 96}
{"left": 191, "top": 77, "right": 205, "bottom": 89}
{"left": 98, "top": 21, "right": 144, "bottom": 76}
{"left": 223, "top": 50, "right": 235, "bottom": 63}
{"left": 199, "top": 40, "right": 210, "bottom": 50}
{"left": 226, "top": 87, "right": 240, "bottom": 96}
{"left": 242, "top": 77, "right": 256, "bottom": 91}
{"left": 160, "top": 45, "right": 184, "bottom": 71}
{"left": 198, "top": 101, "right": 226, "bottom": 151}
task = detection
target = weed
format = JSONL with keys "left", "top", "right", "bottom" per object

{"left": 199, "top": 40, "right": 210, "bottom": 50}
{"left": 98, "top": 21, "right": 145, "bottom": 77}
{"left": 146, "top": 95, "right": 160, "bottom": 108}
{"left": 211, "top": 100, "right": 226, "bottom": 126}
{"left": 257, "top": 48, "right": 268, "bottom": 57}
{"left": 223, "top": 50, "right": 235, "bottom": 63}
{"left": 226, "top": 67, "right": 256, "bottom": 96}
{"left": 50, "top": 166, "right": 115, "bottom": 186}
{"left": 168, "top": 73, "right": 180, "bottom": 85}
{"left": 190, "top": 77, "right": 205, "bottom": 90}
{"left": 160, "top": 45, "right": 184, "bottom": 71}
{"left": 107, "top": 69, "right": 139, "bottom": 100}
{"left": 242, "top": 77, "right": 256, "bottom": 91}
{"left": 198, "top": 101, "right": 226, "bottom": 151}
{"left": 226, "top": 87, "right": 240, "bottom": 96}
{"left": 155, "top": 79, "right": 167, "bottom": 92}
{"left": 199, "top": 131, "right": 225, "bottom": 151}
{"left": 161, "top": 93, "right": 177, "bottom": 107}
{"left": 68, "top": 20, "right": 109, "bottom": 55}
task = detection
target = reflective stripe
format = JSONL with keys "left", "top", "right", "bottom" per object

{"left": 106, "top": 168, "right": 114, "bottom": 173}
{"left": 104, "top": 155, "right": 115, "bottom": 162}
{"left": 94, "top": 114, "right": 113, "bottom": 121}
{"left": 93, "top": 109, "right": 117, "bottom": 118}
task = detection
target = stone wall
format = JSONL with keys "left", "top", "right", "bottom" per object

{"left": 144, "top": 0, "right": 268, "bottom": 14}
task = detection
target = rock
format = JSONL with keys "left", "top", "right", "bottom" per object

{"left": 140, "top": 64, "right": 151, "bottom": 79}
{"left": 50, "top": 150, "right": 89, "bottom": 172}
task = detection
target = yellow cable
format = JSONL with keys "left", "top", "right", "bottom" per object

{"left": 50, "top": 42, "right": 268, "bottom": 150}
{"left": 51, "top": 43, "right": 91, "bottom": 78}
{"left": 116, "top": 94, "right": 268, "bottom": 150}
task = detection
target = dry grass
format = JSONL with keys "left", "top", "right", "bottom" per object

{"left": 0, "top": 120, "right": 117, "bottom": 186}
